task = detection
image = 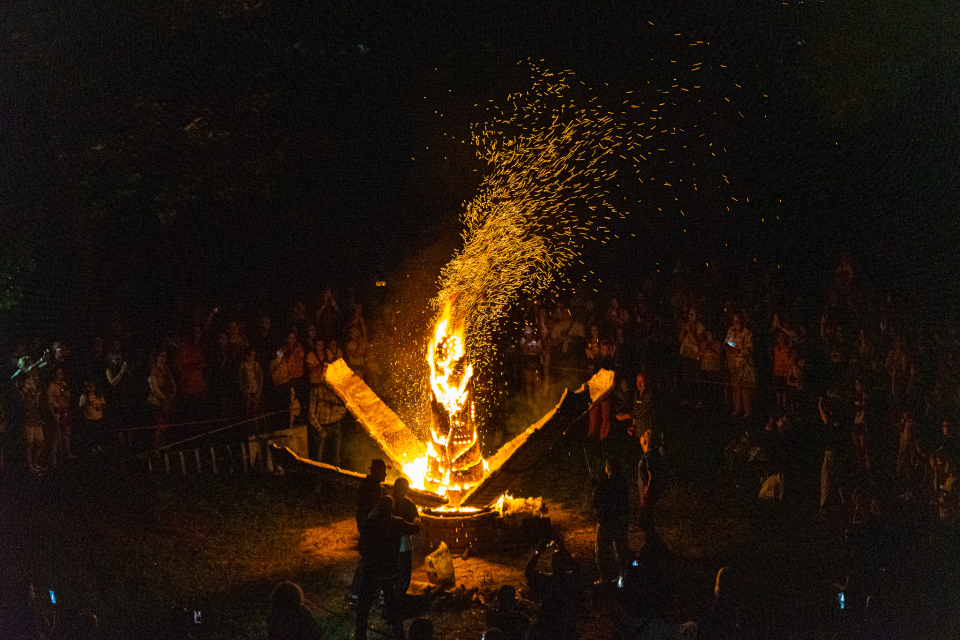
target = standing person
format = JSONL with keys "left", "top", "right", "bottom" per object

{"left": 725, "top": 313, "right": 756, "bottom": 419}
{"left": 238, "top": 348, "right": 263, "bottom": 419}
{"left": 47, "top": 367, "right": 73, "bottom": 467}
{"left": 585, "top": 326, "right": 609, "bottom": 438}
{"left": 271, "top": 332, "right": 306, "bottom": 427}
{"left": 252, "top": 315, "right": 280, "bottom": 410}
{"left": 147, "top": 350, "right": 177, "bottom": 448}
{"left": 896, "top": 410, "right": 919, "bottom": 481}
{"left": 79, "top": 382, "right": 107, "bottom": 456}
{"left": 355, "top": 495, "right": 422, "bottom": 640}
{"left": 851, "top": 377, "right": 870, "bottom": 474}
{"left": 592, "top": 457, "right": 631, "bottom": 585}
{"left": 520, "top": 324, "right": 543, "bottom": 404}
{"left": 346, "top": 325, "right": 368, "bottom": 380}
{"left": 616, "top": 373, "right": 658, "bottom": 446}
{"left": 351, "top": 459, "right": 388, "bottom": 599}
{"left": 771, "top": 314, "right": 799, "bottom": 410}
{"left": 818, "top": 397, "right": 846, "bottom": 515}
{"left": 104, "top": 344, "right": 130, "bottom": 420}
{"left": 698, "top": 329, "right": 725, "bottom": 412}
{"left": 637, "top": 430, "right": 666, "bottom": 549}
{"left": 18, "top": 367, "right": 45, "bottom": 475}
{"left": 356, "top": 459, "right": 387, "bottom": 531}
{"left": 316, "top": 286, "right": 341, "bottom": 342}
{"left": 266, "top": 581, "right": 323, "bottom": 640}
{"left": 306, "top": 342, "right": 347, "bottom": 467}
{"left": 173, "top": 326, "right": 208, "bottom": 420}
{"left": 678, "top": 307, "right": 705, "bottom": 406}
{"left": 392, "top": 478, "right": 419, "bottom": 601}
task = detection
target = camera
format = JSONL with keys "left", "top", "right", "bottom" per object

{"left": 193, "top": 610, "right": 202, "bottom": 624}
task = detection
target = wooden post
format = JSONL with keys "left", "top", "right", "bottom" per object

{"left": 194, "top": 448, "right": 202, "bottom": 474}
{"left": 165, "top": 452, "right": 171, "bottom": 474}
{"left": 210, "top": 447, "right": 218, "bottom": 475}
{"left": 147, "top": 453, "right": 153, "bottom": 474}
{"left": 241, "top": 441, "right": 249, "bottom": 473}
{"left": 179, "top": 450, "right": 186, "bottom": 475}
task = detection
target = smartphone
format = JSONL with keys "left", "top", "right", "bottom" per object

{"left": 726, "top": 339, "right": 735, "bottom": 347}
{"left": 193, "top": 610, "right": 202, "bottom": 624}
{"left": 838, "top": 592, "right": 845, "bottom": 610}
{"left": 49, "top": 590, "right": 56, "bottom": 605}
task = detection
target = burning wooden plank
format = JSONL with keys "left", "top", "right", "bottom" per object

{"left": 323, "top": 358, "right": 427, "bottom": 470}
{"left": 269, "top": 443, "right": 448, "bottom": 509}
{"left": 459, "top": 368, "right": 614, "bottom": 508}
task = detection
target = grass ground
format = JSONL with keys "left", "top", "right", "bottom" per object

{"left": 2, "top": 399, "right": 960, "bottom": 639}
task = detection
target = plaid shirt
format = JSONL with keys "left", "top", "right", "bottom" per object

{"left": 309, "top": 380, "right": 347, "bottom": 427}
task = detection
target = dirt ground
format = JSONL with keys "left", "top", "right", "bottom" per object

{"left": 298, "top": 501, "right": 636, "bottom": 638}
{"left": 299, "top": 502, "right": 616, "bottom": 590}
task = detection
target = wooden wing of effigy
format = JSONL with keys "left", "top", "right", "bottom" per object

{"left": 323, "top": 359, "right": 428, "bottom": 470}
{"left": 459, "top": 368, "right": 615, "bottom": 508}
{"left": 269, "top": 443, "right": 448, "bottom": 509}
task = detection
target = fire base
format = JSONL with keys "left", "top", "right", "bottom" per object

{"left": 419, "top": 507, "right": 500, "bottom": 555}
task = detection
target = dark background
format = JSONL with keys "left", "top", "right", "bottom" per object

{"left": 3, "top": 0, "right": 960, "bottom": 335}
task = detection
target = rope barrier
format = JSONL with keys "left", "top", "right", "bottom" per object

{"left": 127, "top": 410, "right": 289, "bottom": 460}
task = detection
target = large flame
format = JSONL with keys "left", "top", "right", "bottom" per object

{"left": 427, "top": 309, "right": 473, "bottom": 416}
{"left": 402, "top": 302, "right": 485, "bottom": 506}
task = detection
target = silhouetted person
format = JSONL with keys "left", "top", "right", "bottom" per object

{"left": 637, "top": 429, "right": 666, "bottom": 548}
{"left": 357, "top": 459, "right": 387, "bottom": 530}
{"left": 1, "top": 581, "right": 49, "bottom": 639}
{"left": 355, "top": 495, "right": 422, "bottom": 640}
{"left": 407, "top": 617, "right": 434, "bottom": 640}
{"left": 525, "top": 536, "right": 583, "bottom": 640}
{"left": 392, "top": 477, "right": 419, "bottom": 600}
{"left": 696, "top": 567, "right": 745, "bottom": 640}
{"left": 592, "top": 456, "right": 631, "bottom": 584}
{"left": 266, "top": 581, "right": 323, "bottom": 640}
{"left": 351, "top": 459, "right": 387, "bottom": 598}
{"left": 619, "top": 547, "right": 669, "bottom": 638}
{"left": 483, "top": 585, "right": 530, "bottom": 640}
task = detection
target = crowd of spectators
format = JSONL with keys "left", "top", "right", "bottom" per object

{"left": 3, "top": 252, "right": 960, "bottom": 638}
{"left": 508, "top": 254, "right": 960, "bottom": 526}
{"left": 0, "top": 285, "right": 374, "bottom": 475}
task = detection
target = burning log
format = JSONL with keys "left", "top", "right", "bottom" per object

{"left": 323, "top": 358, "right": 427, "bottom": 470}
{"left": 268, "top": 443, "right": 448, "bottom": 509}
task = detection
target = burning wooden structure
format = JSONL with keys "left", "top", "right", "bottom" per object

{"left": 272, "top": 302, "right": 614, "bottom": 557}
{"left": 321, "top": 358, "right": 614, "bottom": 511}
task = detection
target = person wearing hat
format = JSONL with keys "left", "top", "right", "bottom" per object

{"left": 356, "top": 458, "right": 387, "bottom": 530}
{"left": 355, "top": 495, "right": 421, "bottom": 640}
{"left": 351, "top": 458, "right": 388, "bottom": 600}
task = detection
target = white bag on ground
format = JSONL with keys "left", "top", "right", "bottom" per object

{"left": 425, "top": 541, "right": 456, "bottom": 587}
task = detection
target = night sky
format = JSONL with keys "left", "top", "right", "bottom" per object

{"left": 4, "top": 0, "right": 960, "bottom": 330}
